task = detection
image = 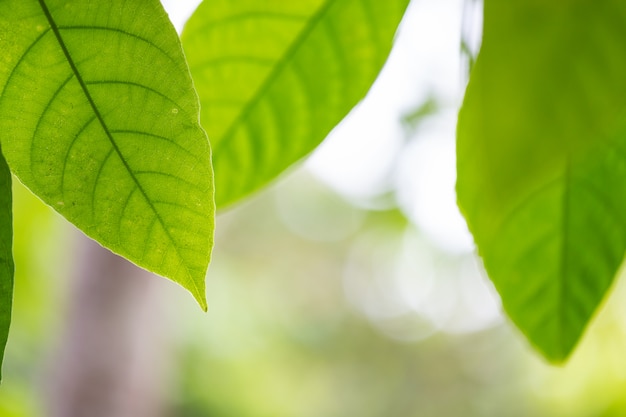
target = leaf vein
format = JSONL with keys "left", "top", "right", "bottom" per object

{"left": 84, "top": 80, "right": 189, "bottom": 119}
{"left": 193, "top": 56, "right": 275, "bottom": 72}
{"left": 59, "top": 114, "right": 99, "bottom": 200}
{"left": 58, "top": 25, "right": 180, "bottom": 68}
{"left": 29, "top": 72, "right": 75, "bottom": 175}
{"left": 213, "top": 0, "right": 337, "bottom": 153}
{"left": 38, "top": 0, "right": 198, "bottom": 289}
{"left": 90, "top": 147, "right": 115, "bottom": 218}
{"left": 0, "top": 28, "right": 52, "bottom": 100}
{"left": 191, "top": 11, "right": 309, "bottom": 35}
{"left": 109, "top": 129, "right": 200, "bottom": 164}
{"left": 134, "top": 170, "right": 206, "bottom": 192}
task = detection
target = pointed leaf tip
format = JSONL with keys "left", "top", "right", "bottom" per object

{"left": 0, "top": 0, "right": 215, "bottom": 302}
{"left": 191, "top": 281, "right": 208, "bottom": 312}
{"left": 457, "top": 0, "right": 626, "bottom": 361}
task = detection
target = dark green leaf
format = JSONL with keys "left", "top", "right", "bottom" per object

{"left": 0, "top": 149, "right": 13, "bottom": 381}
{"left": 0, "top": 0, "right": 214, "bottom": 309}
{"left": 457, "top": 0, "right": 626, "bottom": 361}
{"left": 182, "top": 0, "right": 409, "bottom": 207}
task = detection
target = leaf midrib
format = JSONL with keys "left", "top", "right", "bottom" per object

{"left": 212, "top": 0, "right": 338, "bottom": 153}
{"left": 37, "top": 0, "right": 205, "bottom": 307}
{"left": 557, "top": 157, "right": 571, "bottom": 359}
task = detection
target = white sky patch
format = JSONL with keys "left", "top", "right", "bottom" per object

{"left": 160, "top": 0, "right": 202, "bottom": 33}
{"left": 306, "top": 105, "right": 402, "bottom": 200}
{"left": 395, "top": 111, "right": 475, "bottom": 254}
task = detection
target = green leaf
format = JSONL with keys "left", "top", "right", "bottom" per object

{"left": 182, "top": 0, "right": 409, "bottom": 208}
{"left": 0, "top": 149, "right": 13, "bottom": 381}
{"left": 457, "top": 0, "right": 626, "bottom": 361}
{"left": 0, "top": 0, "right": 214, "bottom": 309}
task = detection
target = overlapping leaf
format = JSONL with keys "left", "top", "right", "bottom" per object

{"left": 182, "top": 0, "right": 409, "bottom": 207}
{"left": 457, "top": 0, "right": 626, "bottom": 361}
{"left": 0, "top": 150, "right": 13, "bottom": 380}
{"left": 0, "top": 0, "right": 214, "bottom": 309}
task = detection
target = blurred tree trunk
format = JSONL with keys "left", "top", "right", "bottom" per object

{"left": 47, "top": 233, "right": 171, "bottom": 417}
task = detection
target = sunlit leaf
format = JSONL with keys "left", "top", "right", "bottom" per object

{"left": 0, "top": 149, "right": 13, "bottom": 381}
{"left": 0, "top": 0, "right": 214, "bottom": 309}
{"left": 457, "top": 0, "right": 626, "bottom": 361}
{"left": 183, "top": 0, "right": 409, "bottom": 207}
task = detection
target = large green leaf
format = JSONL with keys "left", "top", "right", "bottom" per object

{"left": 0, "top": 0, "right": 214, "bottom": 309}
{"left": 182, "top": 0, "right": 409, "bottom": 208}
{"left": 457, "top": 0, "right": 626, "bottom": 361}
{"left": 0, "top": 149, "right": 13, "bottom": 380}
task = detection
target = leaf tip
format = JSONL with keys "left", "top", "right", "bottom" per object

{"left": 522, "top": 325, "right": 579, "bottom": 366}
{"left": 546, "top": 342, "right": 578, "bottom": 365}
{"left": 189, "top": 282, "right": 208, "bottom": 312}
{"left": 536, "top": 347, "right": 570, "bottom": 366}
{"left": 198, "top": 296, "right": 208, "bottom": 313}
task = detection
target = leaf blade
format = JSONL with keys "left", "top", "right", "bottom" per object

{"left": 0, "top": 148, "right": 13, "bottom": 381}
{"left": 457, "top": 0, "right": 626, "bottom": 361}
{"left": 0, "top": 0, "right": 214, "bottom": 309}
{"left": 182, "top": 0, "right": 409, "bottom": 207}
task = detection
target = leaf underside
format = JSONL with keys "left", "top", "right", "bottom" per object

{"left": 0, "top": 0, "right": 214, "bottom": 309}
{"left": 182, "top": 0, "right": 410, "bottom": 208}
{"left": 0, "top": 149, "right": 13, "bottom": 381}
{"left": 457, "top": 0, "right": 626, "bottom": 361}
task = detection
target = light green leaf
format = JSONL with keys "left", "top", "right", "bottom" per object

{"left": 0, "top": 0, "right": 214, "bottom": 309}
{"left": 457, "top": 0, "right": 626, "bottom": 361}
{"left": 182, "top": 0, "right": 409, "bottom": 208}
{"left": 0, "top": 149, "right": 13, "bottom": 381}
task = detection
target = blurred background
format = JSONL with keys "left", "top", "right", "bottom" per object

{"left": 3, "top": 0, "right": 626, "bottom": 416}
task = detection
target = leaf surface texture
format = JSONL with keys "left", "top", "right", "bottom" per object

{"left": 0, "top": 0, "right": 214, "bottom": 308}
{"left": 457, "top": 0, "right": 626, "bottom": 361}
{"left": 183, "top": 0, "right": 409, "bottom": 207}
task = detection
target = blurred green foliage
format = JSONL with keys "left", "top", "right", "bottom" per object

{"left": 166, "top": 171, "right": 626, "bottom": 417}
{"left": 6, "top": 156, "right": 626, "bottom": 417}
{"left": 0, "top": 180, "right": 71, "bottom": 416}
